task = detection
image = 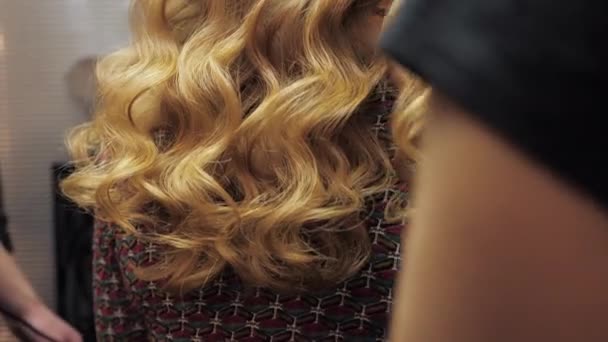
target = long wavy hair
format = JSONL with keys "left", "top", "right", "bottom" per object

{"left": 391, "top": 69, "right": 429, "bottom": 178}
{"left": 62, "top": 0, "right": 406, "bottom": 292}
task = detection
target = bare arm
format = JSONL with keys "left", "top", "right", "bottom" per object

{"left": 390, "top": 94, "right": 608, "bottom": 341}
{"left": 0, "top": 245, "right": 40, "bottom": 316}
{"left": 0, "top": 245, "right": 82, "bottom": 342}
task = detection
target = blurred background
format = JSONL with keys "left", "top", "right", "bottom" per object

{"left": 0, "top": 0, "right": 130, "bottom": 339}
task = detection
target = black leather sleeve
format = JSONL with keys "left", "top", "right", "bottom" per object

{"left": 0, "top": 166, "right": 13, "bottom": 252}
{"left": 382, "top": 0, "right": 608, "bottom": 207}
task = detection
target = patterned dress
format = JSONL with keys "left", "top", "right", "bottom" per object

{"left": 93, "top": 85, "right": 406, "bottom": 341}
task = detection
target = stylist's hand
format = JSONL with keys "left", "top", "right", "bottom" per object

{"left": 11, "top": 302, "right": 82, "bottom": 342}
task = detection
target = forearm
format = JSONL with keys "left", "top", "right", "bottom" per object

{"left": 390, "top": 97, "right": 608, "bottom": 341}
{"left": 0, "top": 246, "right": 41, "bottom": 317}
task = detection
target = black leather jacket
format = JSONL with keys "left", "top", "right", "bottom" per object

{"left": 0, "top": 166, "right": 13, "bottom": 252}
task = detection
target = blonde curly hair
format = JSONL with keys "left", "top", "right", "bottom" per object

{"left": 62, "top": 0, "right": 413, "bottom": 292}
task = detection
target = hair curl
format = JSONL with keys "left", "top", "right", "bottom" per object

{"left": 62, "top": 0, "right": 405, "bottom": 292}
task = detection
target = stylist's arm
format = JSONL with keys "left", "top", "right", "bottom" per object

{"left": 0, "top": 168, "right": 81, "bottom": 342}
{"left": 0, "top": 245, "right": 82, "bottom": 342}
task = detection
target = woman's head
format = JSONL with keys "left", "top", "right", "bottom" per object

{"left": 63, "top": 0, "right": 403, "bottom": 292}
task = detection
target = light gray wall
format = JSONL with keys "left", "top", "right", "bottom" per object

{"left": 0, "top": 0, "right": 129, "bottom": 337}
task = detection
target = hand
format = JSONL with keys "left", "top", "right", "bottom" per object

{"left": 10, "top": 302, "right": 82, "bottom": 342}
